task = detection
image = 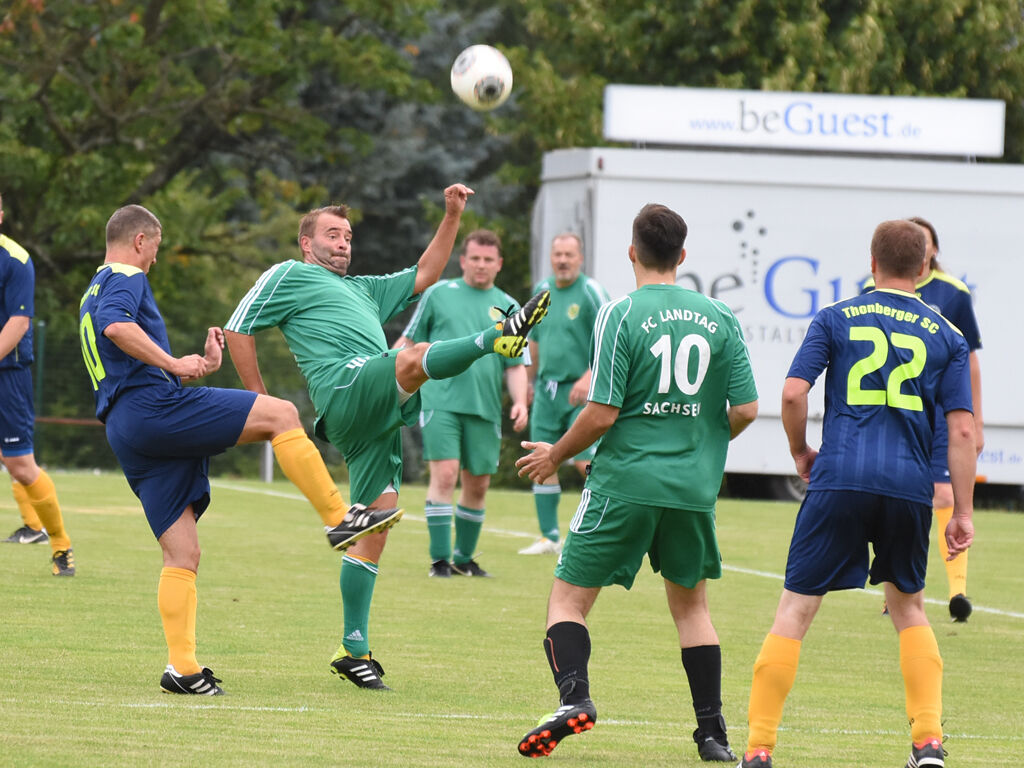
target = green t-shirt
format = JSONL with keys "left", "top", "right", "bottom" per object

{"left": 225, "top": 260, "right": 418, "bottom": 410}
{"left": 531, "top": 274, "right": 610, "bottom": 382}
{"left": 402, "top": 278, "right": 521, "bottom": 422}
{"left": 586, "top": 284, "right": 757, "bottom": 512}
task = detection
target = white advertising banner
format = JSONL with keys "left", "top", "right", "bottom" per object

{"left": 604, "top": 85, "right": 1005, "bottom": 157}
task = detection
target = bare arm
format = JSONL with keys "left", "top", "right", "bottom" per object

{"left": 505, "top": 364, "right": 529, "bottom": 432}
{"left": 104, "top": 321, "right": 209, "bottom": 380}
{"left": 224, "top": 330, "right": 269, "bottom": 395}
{"left": 516, "top": 401, "right": 618, "bottom": 483}
{"left": 781, "top": 376, "right": 817, "bottom": 481}
{"left": 568, "top": 369, "right": 593, "bottom": 407}
{"left": 729, "top": 398, "right": 759, "bottom": 439}
{"left": 0, "top": 315, "right": 30, "bottom": 360}
{"left": 413, "top": 184, "right": 474, "bottom": 295}
{"left": 969, "top": 350, "right": 983, "bottom": 454}
{"left": 945, "top": 408, "right": 977, "bottom": 558}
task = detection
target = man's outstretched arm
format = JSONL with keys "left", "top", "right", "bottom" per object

{"left": 224, "top": 330, "right": 269, "bottom": 395}
{"left": 413, "top": 184, "right": 473, "bottom": 295}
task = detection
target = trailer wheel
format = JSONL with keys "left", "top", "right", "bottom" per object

{"left": 769, "top": 475, "right": 807, "bottom": 502}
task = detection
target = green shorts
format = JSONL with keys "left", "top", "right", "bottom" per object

{"left": 420, "top": 409, "right": 501, "bottom": 476}
{"left": 554, "top": 488, "right": 723, "bottom": 589}
{"left": 314, "top": 352, "right": 421, "bottom": 505}
{"left": 530, "top": 379, "right": 596, "bottom": 463}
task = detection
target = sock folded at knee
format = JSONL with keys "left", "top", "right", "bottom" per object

{"left": 425, "top": 501, "right": 453, "bottom": 562}
{"left": 545, "top": 621, "right": 591, "bottom": 704}
{"left": 11, "top": 481, "right": 43, "bottom": 531}
{"left": 23, "top": 470, "right": 69, "bottom": 551}
{"left": 900, "top": 625, "right": 943, "bottom": 744}
{"left": 746, "top": 633, "right": 801, "bottom": 754}
{"left": 421, "top": 328, "right": 501, "bottom": 380}
{"left": 272, "top": 428, "right": 346, "bottom": 527}
{"left": 453, "top": 505, "right": 484, "bottom": 565}
{"left": 934, "top": 505, "right": 967, "bottom": 598}
{"left": 341, "top": 554, "right": 378, "bottom": 658}
{"left": 533, "top": 484, "right": 561, "bottom": 540}
{"left": 158, "top": 567, "right": 200, "bottom": 675}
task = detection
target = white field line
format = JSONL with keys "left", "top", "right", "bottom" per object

{"left": 0, "top": 697, "right": 1018, "bottom": 742}
{"left": 209, "top": 481, "right": 1024, "bottom": 620}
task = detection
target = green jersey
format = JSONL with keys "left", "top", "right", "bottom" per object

{"left": 531, "top": 274, "right": 609, "bottom": 382}
{"left": 225, "top": 260, "right": 418, "bottom": 410}
{"left": 402, "top": 278, "right": 521, "bottom": 422}
{"left": 586, "top": 284, "right": 757, "bottom": 512}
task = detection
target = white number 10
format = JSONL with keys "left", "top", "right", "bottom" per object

{"left": 650, "top": 333, "right": 711, "bottom": 395}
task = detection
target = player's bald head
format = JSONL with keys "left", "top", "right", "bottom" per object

{"left": 106, "top": 205, "right": 162, "bottom": 247}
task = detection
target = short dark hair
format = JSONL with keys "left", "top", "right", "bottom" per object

{"left": 298, "top": 205, "right": 351, "bottom": 245}
{"left": 632, "top": 204, "right": 687, "bottom": 270}
{"left": 106, "top": 205, "right": 161, "bottom": 246}
{"left": 871, "top": 220, "right": 926, "bottom": 279}
{"left": 460, "top": 229, "right": 501, "bottom": 256}
{"left": 907, "top": 216, "right": 942, "bottom": 271}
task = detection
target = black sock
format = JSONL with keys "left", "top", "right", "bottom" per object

{"left": 681, "top": 644, "right": 726, "bottom": 736}
{"left": 544, "top": 621, "right": 591, "bottom": 705}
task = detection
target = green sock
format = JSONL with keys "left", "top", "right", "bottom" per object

{"left": 425, "top": 500, "right": 453, "bottom": 562}
{"left": 340, "top": 555, "right": 377, "bottom": 658}
{"left": 533, "top": 483, "right": 561, "bottom": 540}
{"left": 422, "top": 327, "right": 501, "bottom": 379}
{"left": 453, "top": 504, "right": 485, "bottom": 565}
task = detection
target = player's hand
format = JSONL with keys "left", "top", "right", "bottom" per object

{"left": 443, "top": 184, "right": 474, "bottom": 216}
{"left": 568, "top": 379, "right": 589, "bottom": 407}
{"left": 510, "top": 402, "right": 529, "bottom": 432}
{"left": 945, "top": 513, "right": 974, "bottom": 559}
{"left": 203, "top": 327, "right": 224, "bottom": 373}
{"left": 791, "top": 446, "right": 817, "bottom": 481}
{"left": 173, "top": 354, "right": 208, "bottom": 381}
{"left": 516, "top": 440, "right": 556, "bottom": 483}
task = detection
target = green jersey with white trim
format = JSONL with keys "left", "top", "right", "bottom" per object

{"left": 531, "top": 274, "right": 609, "bottom": 382}
{"left": 586, "top": 284, "right": 757, "bottom": 511}
{"left": 226, "top": 260, "right": 418, "bottom": 410}
{"left": 402, "top": 278, "right": 521, "bottom": 422}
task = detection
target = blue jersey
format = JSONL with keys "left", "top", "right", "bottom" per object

{"left": 861, "top": 269, "right": 981, "bottom": 350}
{"left": 0, "top": 234, "right": 34, "bottom": 368}
{"left": 788, "top": 289, "right": 972, "bottom": 504}
{"left": 79, "top": 263, "right": 180, "bottom": 422}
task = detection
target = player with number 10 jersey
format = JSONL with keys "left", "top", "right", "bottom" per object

{"left": 586, "top": 285, "right": 757, "bottom": 513}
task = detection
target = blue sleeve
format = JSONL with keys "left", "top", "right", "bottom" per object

{"left": 946, "top": 291, "right": 982, "bottom": 351}
{"left": 787, "top": 310, "right": 831, "bottom": 384}
{"left": 939, "top": 337, "right": 973, "bottom": 414}
{"left": 2, "top": 257, "right": 34, "bottom": 318}
{"left": 93, "top": 274, "right": 143, "bottom": 334}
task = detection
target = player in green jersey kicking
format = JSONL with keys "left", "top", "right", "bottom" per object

{"left": 225, "top": 184, "right": 549, "bottom": 690}
{"left": 516, "top": 204, "right": 758, "bottom": 761}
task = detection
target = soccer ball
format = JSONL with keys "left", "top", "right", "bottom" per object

{"left": 450, "top": 45, "right": 513, "bottom": 111}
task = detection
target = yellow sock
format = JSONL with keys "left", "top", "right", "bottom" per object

{"left": 158, "top": 567, "right": 201, "bottom": 675}
{"left": 23, "top": 471, "right": 70, "bottom": 551}
{"left": 272, "top": 429, "right": 346, "bottom": 527}
{"left": 900, "top": 625, "right": 943, "bottom": 743}
{"left": 11, "top": 482, "right": 43, "bottom": 530}
{"left": 746, "top": 633, "right": 801, "bottom": 754}
{"left": 934, "top": 505, "right": 967, "bottom": 598}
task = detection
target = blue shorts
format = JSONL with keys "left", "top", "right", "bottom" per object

{"left": 0, "top": 366, "right": 34, "bottom": 457}
{"left": 930, "top": 417, "right": 950, "bottom": 483}
{"left": 784, "top": 489, "right": 931, "bottom": 596}
{"left": 105, "top": 386, "right": 256, "bottom": 539}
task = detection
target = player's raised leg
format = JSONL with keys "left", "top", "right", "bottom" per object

{"left": 237, "top": 393, "right": 401, "bottom": 549}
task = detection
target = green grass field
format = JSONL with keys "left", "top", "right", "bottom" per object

{"left": 1, "top": 472, "right": 1021, "bottom": 767}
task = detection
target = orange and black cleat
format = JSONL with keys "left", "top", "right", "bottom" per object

{"left": 517, "top": 699, "right": 596, "bottom": 758}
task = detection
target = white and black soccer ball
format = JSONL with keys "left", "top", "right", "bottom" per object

{"left": 450, "top": 44, "right": 513, "bottom": 111}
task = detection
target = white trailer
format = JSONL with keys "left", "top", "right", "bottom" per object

{"left": 531, "top": 147, "right": 1023, "bottom": 498}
